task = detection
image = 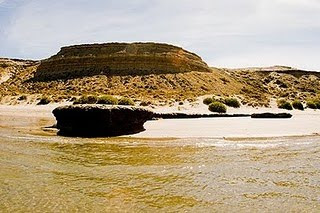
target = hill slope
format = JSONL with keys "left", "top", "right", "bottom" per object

{"left": 0, "top": 43, "right": 319, "bottom": 106}
{"left": 227, "top": 66, "right": 320, "bottom": 106}
{"left": 0, "top": 57, "right": 243, "bottom": 104}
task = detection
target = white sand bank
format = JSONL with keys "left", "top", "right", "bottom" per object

{"left": 0, "top": 103, "right": 319, "bottom": 138}
{"left": 136, "top": 114, "right": 320, "bottom": 138}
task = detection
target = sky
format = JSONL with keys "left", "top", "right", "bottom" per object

{"left": 0, "top": 0, "right": 320, "bottom": 70}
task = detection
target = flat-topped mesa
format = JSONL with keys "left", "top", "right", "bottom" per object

{"left": 34, "top": 42, "right": 211, "bottom": 81}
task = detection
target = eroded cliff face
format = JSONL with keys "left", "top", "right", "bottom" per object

{"left": 34, "top": 42, "right": 211, "bottom": 81}
{"left": 0, "top": 58, "right": 38, "bottom": 84}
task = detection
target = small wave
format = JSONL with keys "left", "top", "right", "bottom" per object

{"left": 1, "top": 131, "right": 319, "bottom": 149}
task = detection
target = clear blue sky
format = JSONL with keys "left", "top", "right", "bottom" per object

{"left": 1, "top": 0, "right": 320, "bottom": 70}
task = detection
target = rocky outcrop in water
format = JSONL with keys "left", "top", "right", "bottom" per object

{"left": 153, "top": 112, "right": 250, "bottom": 119}
{"left": 34, "top": 42, "right": 211, "bottom": 81}
{"left": 251, "top": 113, "right": 292, "bottom": 119}
{"left": 52, "top": 105, "right": 154, "bottom": 137}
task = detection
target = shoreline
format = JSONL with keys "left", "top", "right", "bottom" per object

{"left": 0, "top": 103, "right": 319, "bottom": 140}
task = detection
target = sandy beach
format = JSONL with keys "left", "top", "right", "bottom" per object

{"left": 0, "top": 103, "right": 319, "bottom": 139}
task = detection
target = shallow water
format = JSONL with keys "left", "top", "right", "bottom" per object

{"left": 0, "top": 128, "right": 319, "bottom": 212}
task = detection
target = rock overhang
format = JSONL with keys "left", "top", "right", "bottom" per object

{"left": 52, "top": 105, "right": 154, "bottom": 137}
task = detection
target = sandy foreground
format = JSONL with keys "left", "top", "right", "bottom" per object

{"left": 0, "top": 102, "right": 319, "bottom": 139}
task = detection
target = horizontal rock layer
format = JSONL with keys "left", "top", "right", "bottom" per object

{"left": 34, "top": 42, "right": 211, "bottom": 81}
{"left": 52, "top": 105, "right": 154, "bottom": 137}
{"left": 153, "top": 112, "right": 250, "bottom": 119}
{"left": 251, "top": 113, "right": 292, "bottom": 119}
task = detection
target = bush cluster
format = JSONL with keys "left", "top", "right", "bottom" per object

{"left": 203, "top": 96, "right": 240, "bottom": 108}
{"left": 292, "top": 100, "right": 304, "bottom": 110}
{"left": 97, "top": 95, "right": 118, "bottom": 105}
{"left": 73, "top": 95, "right": 98, "bottom": 104}
{"left": 208, "top": 102, "right": 227, "bottom": 113}
{"left": 204, "top": 96, "right": 241, "bottom": 113}
{"left": 277, "top": 99, "right": 320, "bottom": 110}
{"left": 277, "top": 99, "right": 293, "bottom": 110}
{"left": 118, "top": 97, "right": 135, "bottom": 105}
{"left": 224, "top": 98, "right": 241, "bottom": 108}
{"left": 73, "top": 95, "right": 135, "bottom": 106}
{"left": 203, "top": 97, "right": 213, "bottom": 105}
{"left": 306, "top": 101, "right": 317, "bottom": 109}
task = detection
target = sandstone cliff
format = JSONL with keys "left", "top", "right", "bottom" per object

{"left": 34, "top": 42, "right": 211, "bottom": 81}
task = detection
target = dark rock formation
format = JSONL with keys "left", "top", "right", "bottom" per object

{"left": 251, "top": 113, "right": 292, "bottom": 119}
{"left": 52, "top": 105, "right": 154, "bottom": 137}
{"left": 153, "top": 112, "right": 251, "bottom": 119}
{"left": 34, "top": 42, "right": 211, "bottom": 81}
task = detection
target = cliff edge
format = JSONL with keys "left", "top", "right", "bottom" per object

{"left": 34, "top": 42, "right": 211, "bottom": 81}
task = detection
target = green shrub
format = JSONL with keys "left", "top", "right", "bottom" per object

{"left": 224, "top": 98, "right": 241, "bottom": 108}
{"left": 118, "top": 97, "right": 135, "bottom": 106}
{"left": 203, "top": 97, "right": 213, "bottom": 105}
{"left": 208, "top": 102, "right": 227, "bottom": 113}
{"left": 277, "top": 99, "right": 293, "bottom": 110}
{"left": 315, "top": 100, "right": 320, "bottom": 109}
{"left": 74, "top": 95, "right": 98, "bottom": 104}
{"left": 97, "top": 95, "right": 118, "bottom": 105}
{"left": 306, "top": 101, "right": 317, "bottom": 109}
{"left": 37, "top": 96, "right": 51, "bottom": 105}
{"left": 292, "top": 100, "right": 304, "bottom": 110}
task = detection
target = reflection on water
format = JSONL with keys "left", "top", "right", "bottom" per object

{"left": 0, "top": 132, "right": 319, "bottom": 212}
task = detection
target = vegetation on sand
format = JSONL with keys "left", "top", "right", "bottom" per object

{"left": 277, "top": 99, "right": 293, "bottom": 110}
{"left": 73, "top": 95, "right": 134, "bottom": 105}
{"left": 306, "top": 101, "right": 317, "bottom": 109}
{"left": 292, "top": 100, "right": 304, "bottom": 110}
{"left": 74, "top": 95, "right": 98, "bottom": 104}
{"left": 203, "top": 97, "right": 213, "bottom": 105}
{"left": 118, "top": 97, "right": 135, "bottom": 106}
{"left": 97, "top": 95, "right": 118, "bottom": 105}
{"left": 315, "top": 100, "right": 320, "bottom": 109}
{"left": 208, "top": 102, "right": 227, "bottom": 113}
{"left": 224, "top": 97, "right": 241, "bottom": 108}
